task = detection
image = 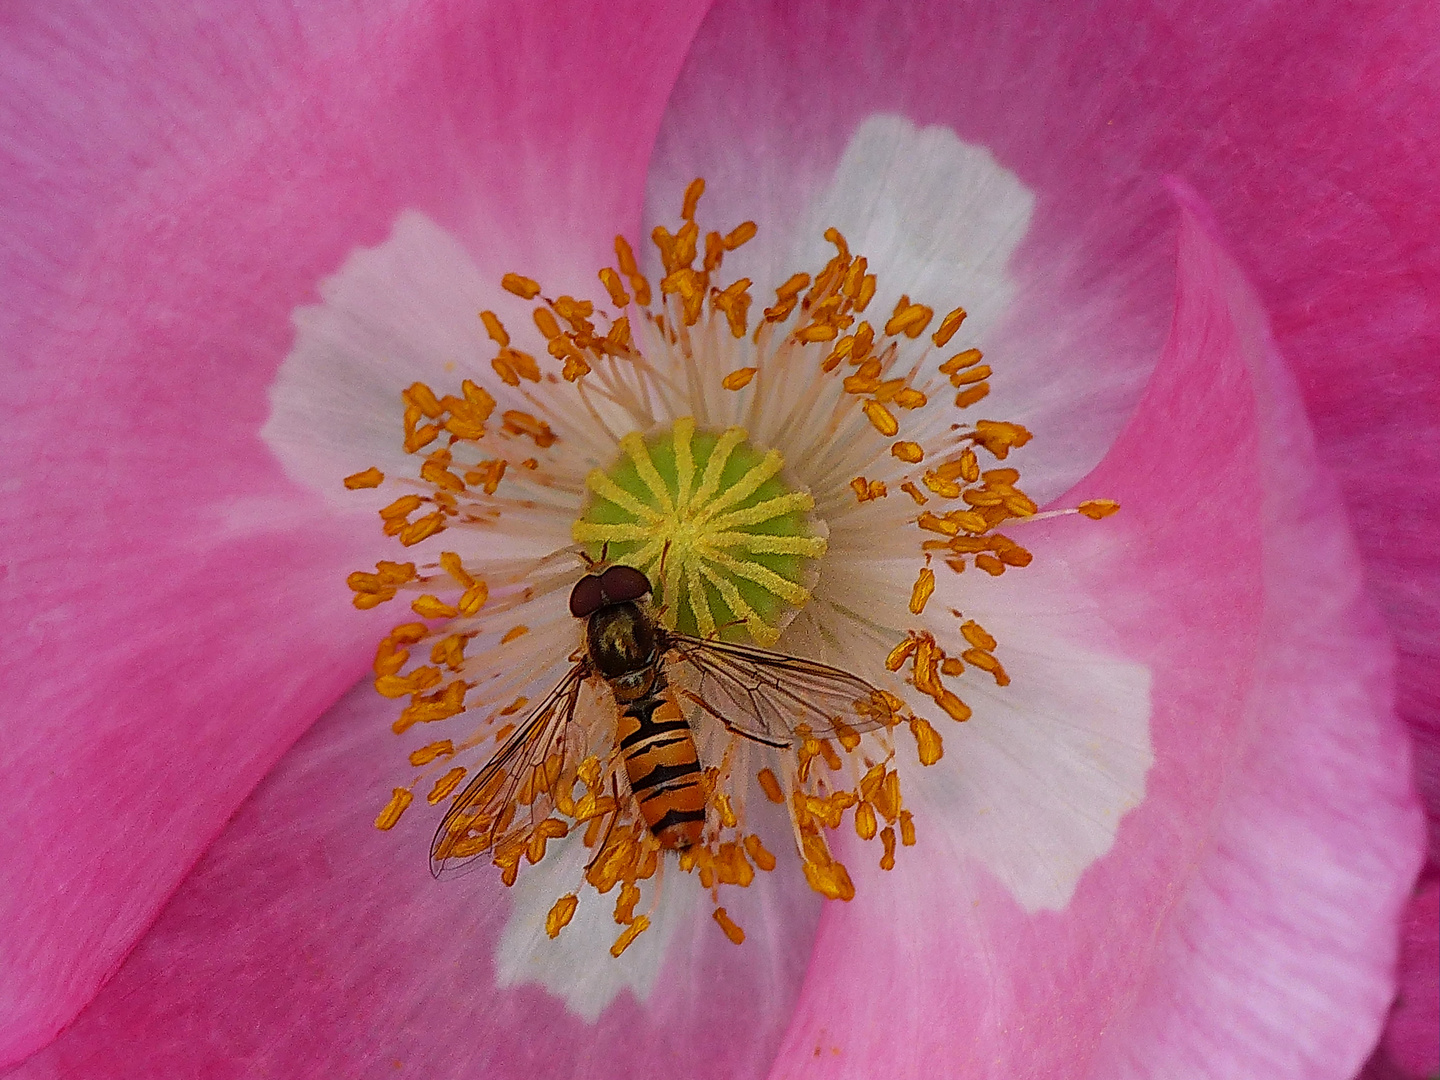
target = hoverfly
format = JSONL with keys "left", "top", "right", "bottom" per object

{"left": 431, "top": 563, "right": 899, "bottom": 873}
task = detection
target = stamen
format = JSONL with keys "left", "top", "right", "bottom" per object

{"left": 757, "top": 769, "right": 785, "bottom": 803}
{"left": 909, "top": 567, "right": 936, "bottom": 614}
{"left": 1079, "top": 499, "right": 1121, "bottom": 519}
{"left": 932, "top": 307, "right": 967, "bottom": 347}
{"left": 713, "top": 907, "right": 746, "bottom": 945}
{"left": 722, "top": 367, "right": 758, "bottom": 390}
{"left": 610, "top": 916, "right": 650, "bottom": 957}
{"left": 343, "top": 467, "right": 385, "bottom": 489}
{"left": 427, "top": 767, "right": 466, "bottom": 804}
{"left": 546, "top": 894, "right": 579, "bottom": 938}
{"left": 892, "top": 441, "right": 924, "bottom": 463}
{"left": 955, "top": 384, "right": 990, "bottom": 408}
{"left": 501, "top": 273, "right": 541, "bottom": 299}
{"left": 851, "top": 477, "right": 888, "bottom": 502}
{"left": 409, "top": 740, "right": 455, "bottom": 766}
{"left": 374, "top": 788, "right": 412, "bottom": 830}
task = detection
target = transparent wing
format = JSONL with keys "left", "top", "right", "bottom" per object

{"left": 661, "top": 632, "right": 899, "bottom": 747}
{"left": 430, "top": 662, "right": 589, "bottom": 877}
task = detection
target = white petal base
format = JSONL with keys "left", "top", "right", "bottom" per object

{"left": 494, "top": 834, "right": 690, "bottom": 1021}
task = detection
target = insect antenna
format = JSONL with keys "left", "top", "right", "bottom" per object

{"left": 578, "top": 541, "right": 612, "bottom": 572}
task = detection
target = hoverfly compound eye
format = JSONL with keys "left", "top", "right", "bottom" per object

{"left": 568, "top": 574, "right": 606, "bottom": 618}
{"left": 599, "top": 564, "right": 653, "bottom": 605}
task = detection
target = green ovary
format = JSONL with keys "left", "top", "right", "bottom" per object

{"left": 572, "top": 417, "right": 827, "bottom": 646}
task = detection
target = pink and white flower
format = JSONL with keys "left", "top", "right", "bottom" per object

{"left": 1, "top": 1, "right": 1432, "bottom": 1077}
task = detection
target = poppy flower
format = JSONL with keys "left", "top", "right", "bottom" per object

{"left": 1, "top": 1, "right": 1432, "bottom": 1078}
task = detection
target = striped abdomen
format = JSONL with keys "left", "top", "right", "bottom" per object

{"left": 615, "top": 666, "right": 707, "bottom": 849}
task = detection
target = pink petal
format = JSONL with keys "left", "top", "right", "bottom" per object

{"left": 763, "top": 191, "right": 1423, "bottom": 1077}
{"left": 0, "top": 0, "right": 707, "bottom": 1063}
{"left": 648, "top": 0, "right": 1440, "bottom": 871}
{"left": 1382, "top": 877, "right": 1440, "bottom": 1078}
{"left": 7, "top": 681, "right": 824, "bottom": 1080}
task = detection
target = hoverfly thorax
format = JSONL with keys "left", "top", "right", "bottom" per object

{"left": 584, "top": 602, "right": 657, "bottom": 700}
{"left": 575, "top": 566, "right": 659, "bottom": 701}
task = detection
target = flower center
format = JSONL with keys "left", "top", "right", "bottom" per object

{"left": 572, "top": 417, "right": 826, "bottom": 646}
{"left": 345, "top": 176, "right": 1120, "bottom": 961}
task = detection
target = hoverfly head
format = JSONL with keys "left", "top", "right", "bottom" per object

{"left": 568, "top": 564, "right": 653, "bottom": 618}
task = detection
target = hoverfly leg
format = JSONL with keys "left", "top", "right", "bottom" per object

{"left": 706, "top": 617, "right": 747, "bottom": 642}
{"left": 720, "top": 719, "right": 789, "bottom": 750}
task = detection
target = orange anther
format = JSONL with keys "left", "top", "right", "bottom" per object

{"left": 932, "top": 307, "right": 968, "bottom": 347}
{"left": 909, "top": 567, "right": 936, "bottom": 615}
{"left": 409, "top": 740, "right": 455, "bottom": 767}
{"left": 855, "top": 800, "right": 878, "bottom": 840}
{"left": 955, "top": 383, "right": 990, "bottom": 406}
{"left": 533, "top": 308, "right": 561, "bottom": 340}
{"left": 599, "top": 267, "right": 630, "bottom": 308}
{"left": 344, "top": 467, "right": 384, "bottom": 489}
{"left": 681, "top": 177, "right": 706, "bottom": 220}
{"left": 712, "top": 907, "right": 745, "bottom": 945}
{"left": 899, "top": 810, "right": 916, "bottom": 846}
{"left": 614, "top": 235, "right": 639, "bottom": 276}
{"left": 796, "top": 323, "right": 838, "bottom": 343}
{"left": 546, "top": 894, "right": 579, "bottom": 938}
{"left": 884, "top": 299, "right": 934, "bottom": 339}
{"left": 975, "top": 553, "right": 1005, "bottom": 576}
{"left": 501, "top": 410, "right": 557, "bottom": 448}
{"left": 891, "top": 440, "right": 924, "bottom": 463}
{"left": 723, "top": 221, "right": 757, "bottom": 249}
{"left": 722, "top": 367, "right": 757, "bottom": 391}
{"left": 879, "top": 826, "right": 897, "bottom": 871}
{"left": 960, "top": 620, "right": 997, "bottom": 651}
{"left": 1079, "top": 499, "right": 1121, "bottom": 519}
{"left": 411, "top": 595, "right": 458, "bottom": 619}
{"left": 862, "top": 400, "right": 899, "bottom": 437}
{"left": 404, "top": 382, "right": 444, "bottom": 419}
{"left": 609, "top": 915, "right": 650, "bottom": 957}
{"left": 900, "top": 481, "right": 928, "bottom": 505}
{"left": 501, "top": 273, "right": 541, "bottom": 299}
{"left": 427, "top": 767, "right": 466, "bottom": 804}
{"left": 894, "top": 387, "right": 928, "bottom": 410}
{"left": 909, "top": 717, "right": 943, "bottom": 765}
{"left": 374, "top": 788, "right": 413, "bottom": 831}
{"left": 479, "top": 310, "right": 509, "bottom": 346}
{"left": 757, "top": 768, "right": 784, "bottom": 804}
{"left": 951, "top": 364, "right": 992, "bottom": 387}
{"left": 854, "top": 274, "right": 877, "bottom": 311}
